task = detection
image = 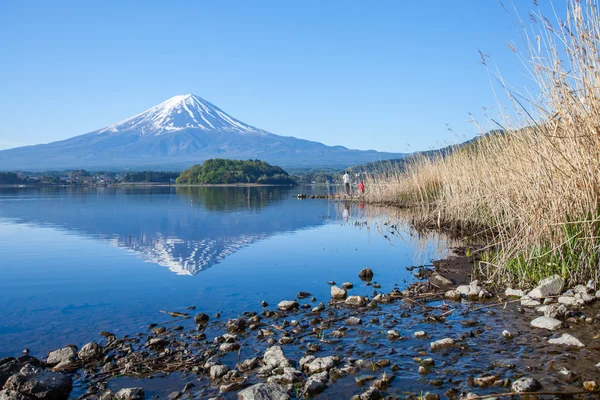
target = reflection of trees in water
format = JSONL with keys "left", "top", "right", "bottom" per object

{"left": 176, "top": 186, "right": 295, "bottom": 212}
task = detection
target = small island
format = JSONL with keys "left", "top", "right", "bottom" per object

{"left": 176, "top": 159, "right": 296, "bottom": 185}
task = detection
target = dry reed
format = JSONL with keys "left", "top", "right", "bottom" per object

{"left": 364, "top": 1, "right": 600, "bottom": 288}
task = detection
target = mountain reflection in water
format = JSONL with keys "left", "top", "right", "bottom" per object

{"left": 0, "top": 186, "right": 337, "bottom": 275}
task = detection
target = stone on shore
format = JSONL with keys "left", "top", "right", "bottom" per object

{"left": 277, "top": 300, "right": 299, "bottom": 312}
{"left": 548, "top": 333, "right": 585, "bottom": 347}
{"left": 260, "top": 346, "right": 291, "bottom": 374}
{"left": 237, "top": 383, "right": 290, "bottom": 400}
{"left": 520, "top": 295, "right": 541, "bottom": 307}
{"left": 531, "top": 316, "right": 562, "bottom": 330}
{"left": 528, "top": 275, "right": 564, "bottom": 299}
{"left": 3, "top": 364, "right": 73, "bottom": 400}
{"left": 345, "top": 296, "right": 367, "bottom": 307}
{"left": 511, "top": 377, "right": 542, "bottom": 392}
{"left": 46, "top": 346, "right": 78, "bottom": 367}
{"left": 444, "top": 290, "right": 462, "bottom": 301}
{"left": 430, "top": 338, "right": 454, "bottom": 350}
{"left": 456, "top": 281, "right": 483, "bottom": 299}
{"left": 302, "top": 356, "right": 340, "bottom": 374}
{"left": 358, "top": 268, "right": 374, "bottom": 281}
{"left": 429, "top": 273, "right": 453, "bottom": 286}
{"left": 544, "top": 303, "right": 568, "bottom": 319}
{"left": 331, "top": 286, "right": 347, "bottom": 300}
{"left": 505, "top": 288, "right": 524, "bottom": 298}
{"left": 114, "top": 388, "right": 144, "bottom": 400}
{"left": 77, "top": 342, "right": 103, "bottom": 363}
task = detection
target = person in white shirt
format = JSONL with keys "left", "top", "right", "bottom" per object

{"left": 343, "top": 171, "right": 351, "bottom": 195}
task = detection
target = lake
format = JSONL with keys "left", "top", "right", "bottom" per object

{"left": 0, "top": 186, "right": 449, "bottom": 359}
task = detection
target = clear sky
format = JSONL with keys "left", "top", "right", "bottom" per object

{"left": 0, "top": 0, "right": 564, "bottom": 153}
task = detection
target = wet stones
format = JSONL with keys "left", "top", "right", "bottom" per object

{"left": 430, "top": 338, "right": 454, "bottom": 350}
{"left": 277, "top": 300, "right": 299, "bottom": 312}
{"left": 238, "top": 383, "right": 290, "bottom": 400}
{"left": 502, "top": 330, "right": 513, "bottom": 339}
{"left": 301, "top": 356, "right": 340, "bottom": 374}
{"left": 259, "top": 346, "right": 291, "bottom": 375}
{"left": 226, "top": 318, "right": 247, "bottom": 333}
{"left": 548, "top": 333, "right": 585, "bottom": 347}
{"left": 444, "top": 290, "right": 462, "bottom": 301}
{"left": 267, "top": 367, "right": 302, "bottom": 385}
{"left": 473, "top": 375, "right": 499, "bottom": 387}
{"left": 194, "top": 313, "right": 210, "bottom": 326}
{"left": 456, "top": 281, "right": 484, "bottom": 300}
{"left": 3, "top": 364, "right": 73, "bottom": 400}
{"left": 511, "top": 377, "right": 542, "bottom": 392}
{"left": 358, "top": 268, "right": 374, "bottom": 281}
{"left": 544, "top": 303, "right": 568, "bottom": 319}
{"left": 530, "top": 316, "right": 562, "bottom": 330}
{"left": 520, "top": 295, "right": 542, "bottom": 307}
{"left": 357, "top": 387, "right": 381, "bottom": 400}
{"left": 584, "top": 381, "right": 599, "bottom": 391}
{"left": 373, "top": 294, "right": 392, "bottom": 304}
{"left": 114, "top": 388, "right": 144, "bottom": 400}
{"left": 219, "top": 342, "right": 240, "bottom": 352}
{"left": 303, "top": 372, "right": 328, "bottom": 397}
{"left": 342, "top": 282, "right": 354, "bottom": 290}
{"left": 345, "top": 296, "right": 367, "bottom": 307}
{"left": 528, "top": 275, "right": 564, "bottom": 299}
{"left": 312, "top": 302, "right": 325, "bottom": 312}
{"left": 414, "top": 331, "right": 427, "bottom": 339}
{"left": 346, "top": 317, "right": 362, "bottom": 325}
{"left": 77, "top": 342, "right": 103, "bottom": 363}
{"left": 261, "top": 301, "right": 268, "bottom": 308}
{"left": 46, "top": 346, "right": 78, "bottom": 369}
{"left": 236, "top": 357, "right": 259, "bottom": 373}
{"left": 297, "top": 292, "right": 311, "bottom": 299}
{"left": 331, "top": 286, "right": 347, "bottom": 300}
{"left": 387, "top": 330, "right": 401, "bottom": 340}
{"left": 209, "top": 365, "right": 230, "bottom": 380}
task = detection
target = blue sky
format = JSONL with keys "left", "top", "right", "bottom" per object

{"left": 0, "top": 1, "right": 564, "bottom": 153}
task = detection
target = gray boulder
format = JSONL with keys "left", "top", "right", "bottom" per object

{"left": 528, "top": 275, "right": 564, "bottom": 299}
{"left": 548, "top": 333, "right": 585, "bottom": 347}
{"left": 276, "top": 301, "right": 299, "bottom": 312}
{"left": 0, "top": 359, "right": 22, "bottom": 387}
{"left": 544, "top": 303, "right": 568, "bottom": 319}
{"left": 429, "top": 273, "right": 453, "bottom": 286}
{"left": 531, "top": 316, "right": 562, "bottom": 330}
{"left": 302, "top": 356, "right": 340, "bottom": 374}
{"left": 505, "top": 288, "right": 525, "bottom": 298}
{"left": 114, "top": 388, "right": 144, "bottom": 400}
{"left": 3, "top": 364, "right": 72, "bottom": 400}
{"left": 259, "top": 346, "right": 291, "bottom": 375}
{"left": 344, "top": 296, "right": 367, "bottom": 307}
{"left": 237, "top": 383, "right": 289, "bottom": 400}
{"left": 511, "top": 377, "right": 542, "bottom": 392}
{"left": 267, "top": 367, "right": 302, "bottom": 385}
{"left": 0, "top": 390, "right": 32, "bottom": 400}
{"left": 45, "top": 346, "right": 77, "bottom": 368}
{"left": 77, "top": 342, "right": 103, "bottom": 363}
{"left": 330, "top": 286, "right": 347, "bottom": 300}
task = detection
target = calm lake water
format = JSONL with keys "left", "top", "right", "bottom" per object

{"left": 0, "top": 186, "right": 449, "bottom": 358}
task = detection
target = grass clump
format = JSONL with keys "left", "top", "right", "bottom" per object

{"left": 364, "top": 1, "right": 600, "bottom": 287}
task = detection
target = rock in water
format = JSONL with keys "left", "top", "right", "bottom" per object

{"left": 444, "top": 289, "right": 462, "bottom": 301}
{"left": 330, "top": 286, "right": 347, "bottom": 299}
{"left": 78, "top": 342, "right": 103, "bottom": 363}
{"left": 237, "top": 383, "right": 290, "bottom": 400}
{"left": 358, "top": 268, "right": 374, "bottom": 281}
{"left": 277, "top": 300, "right": 299, "bottom": 312}
{"left": 344, "top": 296, "right": 367, "bottom": 307}
{"left": 262, "top": 346, "right": 291, "bottom": 371}
{"left": 46, "top": 345, "right": 78, "bottom": 367}
{"left": 530, "top": 316, "right": 562, "bottom": 330}
{"left": 194, "top": 313, "right": 210, "bottom": 325}
{"left": 430, "top": 338, "right": 454, "bottom": 350}
{"left": 528, "top": 275, "right": 564, "bottom": 299}
{"left": 3, "top": 364, "right": 73, "bottom": 400}
{"left": 548, "top": 333, "right": 585, "bottom": 347}
{"left": 115, "top": 388, "right": 145, "bottom": 400}
{"left": 511, "top": 377, "right": 542, "bottom": 392}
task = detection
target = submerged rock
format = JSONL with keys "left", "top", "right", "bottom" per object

{"left": 238, "top": 383, "right": 290, "bottom": 400}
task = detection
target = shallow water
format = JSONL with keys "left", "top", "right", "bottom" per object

{"left": 0, "top": 186, "right": 449, "bottom": 359}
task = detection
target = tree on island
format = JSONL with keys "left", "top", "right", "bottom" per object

{"left": 176, "top": 159, "right": 296, "bottom": 185}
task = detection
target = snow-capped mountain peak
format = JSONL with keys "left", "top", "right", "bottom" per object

{"left": 98, "top": 93, "right": 263, "bottom": 136}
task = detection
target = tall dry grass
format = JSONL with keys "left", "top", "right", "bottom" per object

{"left": 364, "top": 1, "right": 600, "bottom": 287}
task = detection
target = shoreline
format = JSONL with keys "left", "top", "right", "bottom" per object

{"left": 2, "top": 252, "right": 599, "bottom": 400}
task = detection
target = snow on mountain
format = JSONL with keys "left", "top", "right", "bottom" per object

{"left": 98, "top": 94, "right": 263, "bottom": 136}
{"left": 0, "top": 93, "right": 407, "bottom": 170}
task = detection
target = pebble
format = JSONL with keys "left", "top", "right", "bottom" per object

{"left": 430, "top": 338, "right": 454, "bottom": 350}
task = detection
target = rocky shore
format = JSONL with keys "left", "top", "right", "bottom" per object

{"left": 2, "top": 261, "right": 600, "bottom": 400}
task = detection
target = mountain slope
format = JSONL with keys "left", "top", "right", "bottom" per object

{"left": 0, "top": 94, "right": 406, "bottom": 171}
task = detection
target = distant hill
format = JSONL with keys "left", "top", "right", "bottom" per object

{"left": 0, "top": 94, "right": 407, "bottom": 171}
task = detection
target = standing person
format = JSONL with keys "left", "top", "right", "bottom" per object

{"left": 343, "top": 171, "right": 351, "bottom": 195}
{"left": 357, "top": 180, "right": 365, "bottom": 193}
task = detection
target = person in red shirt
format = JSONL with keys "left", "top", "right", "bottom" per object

{"left": 357, "top": 180, "right": 365, "bottom": 193}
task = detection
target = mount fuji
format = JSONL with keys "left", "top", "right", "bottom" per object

{"left": 0, "top": 94, "right": 406, "bottom": 171}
